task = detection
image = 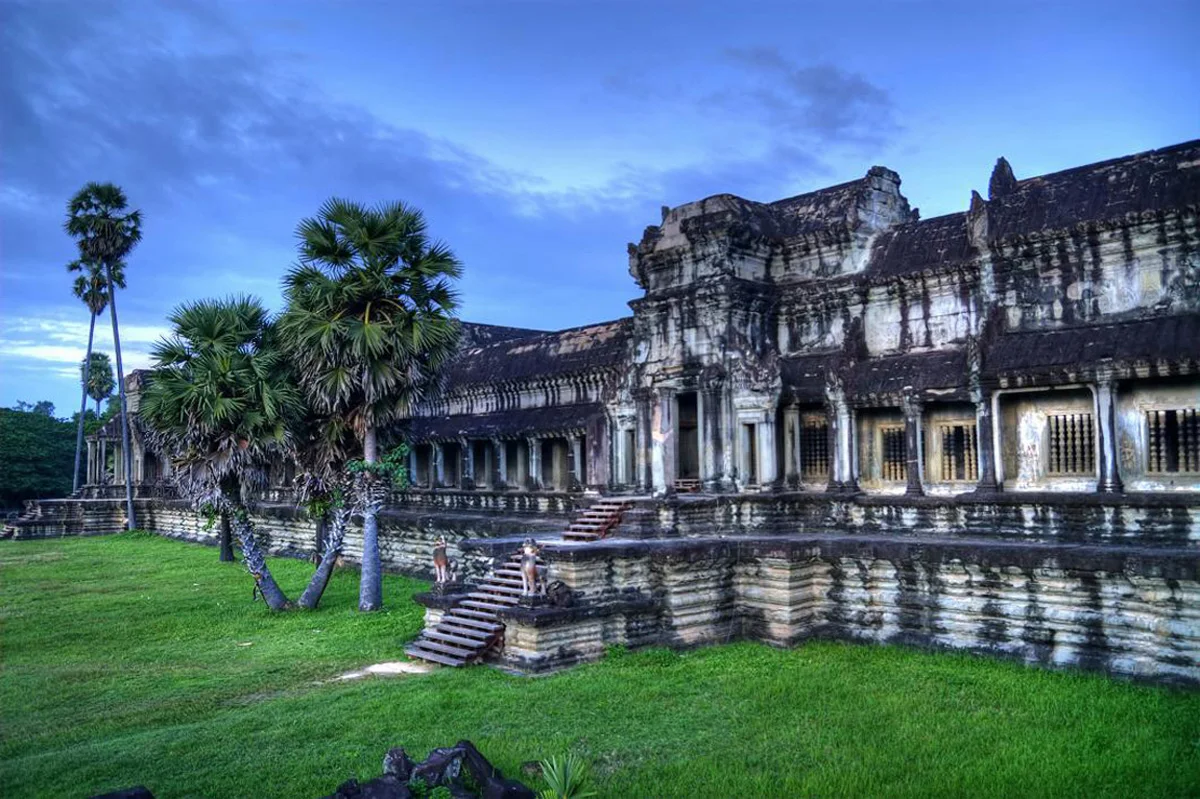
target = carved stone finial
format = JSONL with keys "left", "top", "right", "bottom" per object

{"left": 988, "top": 157, "right": 1017, "bottom": 200}
{"left": 966, "top": 190, "right": 989, "bottom": 250}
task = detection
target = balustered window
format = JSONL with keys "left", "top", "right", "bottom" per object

{"left": 1046, "top": 413, "right": 1095, "bottom": 475}
{"left": 800, "top": 421, "right": 830, "bottom": 480}
{"left": 938, "top": 423, "right": 978, "bottom": 481}
{"left": 1147, "top": 409, "right": 1200, "bottom": 473}
{"left": 880, "top": 426, "right": 907, "bottom": 482}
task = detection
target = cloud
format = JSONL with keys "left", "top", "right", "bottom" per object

{"left": 0, "top": 316, "right": 169, "bottom": 372}
{"left": 719, "top": 47, "right": 900, "bottom": 148}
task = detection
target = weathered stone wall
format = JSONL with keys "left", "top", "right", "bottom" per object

{"left": 492, "top": 536, "right": 1199, "bottom": 685}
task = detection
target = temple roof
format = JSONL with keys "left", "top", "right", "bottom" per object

{"left": 985, "top": 139, "right": 1200, "bottom": 239}
{"left": 458, "top": 321, "right": 546, "bottom": 349}
{"left": 986, "top": 314, "right": 1200, "bottom": 376}
{"left": 444, "top": 318, "right": 632, "bottom": 388}
{"left": 403, "top": 403, "right": 605, "bottom": 442}
{"left": 865, "top": 212, "right": 973, "bottom": 279}
{"left": 850, "top": 350, "right": 969, "bottom": 398}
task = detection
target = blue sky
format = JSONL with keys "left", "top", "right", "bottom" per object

{"left": 2, "top": 0, "right": 1197, "bottom": 416}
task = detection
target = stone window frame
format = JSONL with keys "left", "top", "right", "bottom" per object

{"left": 878, "top": 424, "right": 907, "bottom": 483}
{"left": 1145, "top": 407, "right": 1200, "bottom": 474}
{"left": 1045, "top": 412, "right": 1096, "bottom": 476}
{"left": 930, "top": 421, "right": 979, "bottom": 483}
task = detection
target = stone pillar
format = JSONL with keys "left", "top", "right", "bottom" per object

{"left": 1095, "top": 379, "right": 1124, "bottom": 493}
{"left": 903, "top": 396, "right": 924, "bottom": 496}
{"left": 433, "top": 443, "right": 445, "bottom": 488}
{"left": 100, "top": 439, "right": 108, "bottom": 484}
{"left": 635, "top": 390, "right": 652, "bottom": 492}
{"left": 650, "top": 389, "right": 675, "bottom": 496}
{"left": 86, "top": 440, "right": 96, "bottom": 485}
{"left": 461, "top": 438, "right": 475, "bottom": 489}
{"left": 527, "top": 437, "right": 542, "bottom": 490}
{"left": 784, "top": 405, "right": 801, "bottom": 488}
{"left": 569, "top": 434, "right": 583, "bottom": 491}
{"left": 973, "top": 390, "right": 1000, "bottom": 493}
{"left": 493, "top": 438, "right": 507, "bottom": 489}
{"left": 825, "top": 396, "right": 857, "bottom": 493}
{"left": 758, "top": 414, "right": 779, "bottom": 488}
{"left": 700, "top": 383, "right": 728, "bottom": 492}
{"left": 408, "top": 448, "right": 418, "bottom": 488}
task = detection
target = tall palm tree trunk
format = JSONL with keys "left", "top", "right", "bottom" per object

{"left": 107, "top": 272, "right": 136, "bottom": 530}
{"left": 358, "top": 424, "right": 383, "bottom": 611}
{"left": 299, "top": 508, "right": 347, "bottom": 610}
{"left": 218, "top": 510, "right": 235, "bottom": 562}
{"left": 72, "top": 312, "right": 97, "bottom": 494}
{"left": 233, "top": 512, "right": 292, "bottom": 611}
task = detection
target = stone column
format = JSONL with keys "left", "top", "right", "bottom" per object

{"left": 700, "top": 383, "right": 728, "bottom": 491}
{"left": 569, "top": 434, "right": 583, "bottom": 491}
{"left": 758, "top": 414, "right": 779, "bottom": 488}
{"left": 903, "top": 395, "right": 924, "bottom": 496}
{"left": 1095, "top": 379, "right": 1123, "bottom": 493}
{"left": 825, "top": 397, "right": 857, "bottom": 493}
{"left": 493, "top": 438, "right": 507, "bottom": 489}
{"left": 432, "top": 443, "right": 445, "bottom": 488}
{"left": 527, "top": 437, "right": 542, "bottom": 490}
{"left": 650, "top": 389, "right": 675, "bottom": 496}
{"left": 408, "top": 448, "right": 418, "bottom": 488}
{"left": 973, "top": 390, "right": 1000, "bottom": 493}
{"left": 86, "top": 440, "right": 96, "bottom": 485}
{"left": 461, "top": 438, "right": 475, "bottom": 489}
{"left": 784, "top": 406, "right": 801, "bottom": 488}
{"left": 100, "top": 439, "right": 108, "bottom": 484}
{"left": 635, "top": 390, "right": 652, "bottom": 492}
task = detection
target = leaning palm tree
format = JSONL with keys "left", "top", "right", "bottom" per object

{"left": 67, "top": 258, "right": 123, "bottom": 493}
{"left": 83, "top": 352, "right": 115, "bottom": 415}
{"left": 280, "top": 198, "right": 462, "bottom": 611}
{"left": 65, "top": 183, "right": 142, "bottom": 528}
{"left": 140, "top": 297, "right": 303, "bottom": 599}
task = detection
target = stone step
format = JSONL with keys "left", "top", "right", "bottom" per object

{"left": 427, "top": 628, "right": 490, "bottom": 648}
{"left": 408, "top": 638, "right": 472, "bottom": 657}
{"left": 563, "top": 532, "right": 599, "bottom": 541}
{"left": 451, "top": 607, "right": 501, "bottom": 621}
{"left": 461, "top": 599, "right": 510, "bottom": 613}
{"left": 442, "top": 613, "right": 502, "bottom": 632}
{"left": 468, "top": 591, "right": 518, "bottom": 605}
{"left": 479, "top": 583, "right": 523, "bottom": 596}
{"left": 404, "top": 644, "right": 466, "bottom": 667}
{"left": 440, "top": 619, "right": 496, "bottom": 640}
{"left": 488, "top": 575, "right": 523, "bottom": 586}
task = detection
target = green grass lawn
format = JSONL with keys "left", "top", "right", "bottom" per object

{"left": 1, "top": 534, "right": 1198, "bottom": 798}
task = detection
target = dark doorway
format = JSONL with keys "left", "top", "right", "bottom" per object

{"left": 677, "top": 392, "right": 700, "bottom": 479}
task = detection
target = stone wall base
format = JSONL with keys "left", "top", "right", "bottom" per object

{"left": 484, "top": 536, "right": 1200, "bottom": 686}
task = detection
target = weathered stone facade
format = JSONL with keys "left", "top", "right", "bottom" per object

{"left": 8, "top": 140, "right": 1199, "bottom": 684}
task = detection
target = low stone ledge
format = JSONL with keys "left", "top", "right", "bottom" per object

{"left": 538, "top": 535, "right": 1200, "bottom": 578}
{"left": 495, "top": 595, "right": 658, "bottom": 628}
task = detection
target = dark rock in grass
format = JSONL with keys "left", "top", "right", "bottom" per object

{"left": 323, "top": 741, "right": 532, "bottom": 799}
{"left": 383, "top": 747, "right": 416, "bottom": 781}
{"left": 89, "top": 788, "right": 155, "bottom": 799}
{"left": 324, "top": 776, "right": 412, "bottom": 799}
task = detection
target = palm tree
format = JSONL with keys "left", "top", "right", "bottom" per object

{"left": 280, "top": 198, "right": 462, "bottom": 611}
{"left": 140, "top": 297, "right": 303, "bottom": 597}
{"left": 67, "top": 258, "right": 123, "bottom": 493}
{"left": 83, "top": 352, "right": 116, "bottom": 414}
{"left": 65, "top": 183, "right": 142, "bottom": 529}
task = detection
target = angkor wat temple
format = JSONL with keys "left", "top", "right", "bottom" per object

{"left": 12, "top": 139, "right": 1200, "bottom": 684}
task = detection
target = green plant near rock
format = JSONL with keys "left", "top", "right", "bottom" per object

{"left": 429, "top": 787, "right": 453, "bottom": 799}
{"left": 538, "top": 753, "right": 596, "bottom": 799}
{"left": 407, "top": 775, "right": 429, "bottom": 798}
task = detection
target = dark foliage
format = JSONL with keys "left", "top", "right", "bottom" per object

{"left": 0, "top": 407, "right": 76, "bottom": 507}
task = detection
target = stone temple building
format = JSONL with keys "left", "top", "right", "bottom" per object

{"left": 8, "top": 139, "right": 1199, "bottom": 684}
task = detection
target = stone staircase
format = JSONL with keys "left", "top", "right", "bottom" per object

{"left": 404, "top": 549, "right": 542, "bottom": 667}
{"left": 560, "top": 498, "right": 630, "bottom": 542}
